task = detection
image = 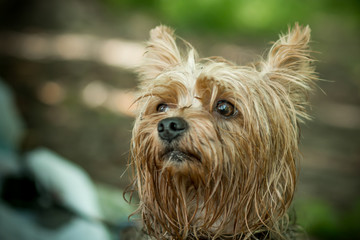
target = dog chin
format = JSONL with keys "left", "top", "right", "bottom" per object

{"left": 164, "top": 150, "right": 187, "bottom": 162}
{"left": 162, "top": 148, "right": 201, "bottom": 163}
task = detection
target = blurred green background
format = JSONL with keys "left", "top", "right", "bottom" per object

{"left": 0, "top": 0, "right": 359, "bottom": 239}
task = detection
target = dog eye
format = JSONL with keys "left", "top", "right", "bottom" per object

{"left": 157, "top": 103, "right": 169, "bottom": 112}
{"left": 215, "top": 100, "right": 236, "bottom": 117}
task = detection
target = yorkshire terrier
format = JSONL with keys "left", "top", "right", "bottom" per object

{"left": 128, "top": 23, "right": 318, "bottom": 240}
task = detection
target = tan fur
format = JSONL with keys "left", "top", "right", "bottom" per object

{"left": 128, "top": 23, "right": 317, "bottom": 240}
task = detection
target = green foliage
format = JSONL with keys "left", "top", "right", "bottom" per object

{"left": 102, "top": 0, "right": 360, "bottom": 35}
{"left": 295, "top": 198, "right": 360, "bottom": 240}
{"left": 339, "top": 199, "right": 360, "bottom": 238}
{"left": 157, "top": 0, "right": 311, "bottom": 33}
{"left": 295, "top": 198, "right": 339, "bottom": 239}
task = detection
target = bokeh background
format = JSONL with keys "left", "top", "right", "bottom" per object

{"left": 0, "top": 0, "right": 359, "bottom": 239}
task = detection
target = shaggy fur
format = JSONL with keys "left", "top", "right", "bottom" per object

{"left": 128, "top": 24, "right": 317, "bottom": 240}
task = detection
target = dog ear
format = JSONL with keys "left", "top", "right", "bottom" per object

{"left": 261, "top": 23, "right": 317, "bottom": 121}
{"left": 138, "top": 25, "right": 182, "bottom": 81}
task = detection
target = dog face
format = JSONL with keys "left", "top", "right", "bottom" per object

{"left": 130, "top": 24, "right": 317, "bottom": 239}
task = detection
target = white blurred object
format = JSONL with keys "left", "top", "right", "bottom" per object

{"left": 0, "top": 202, "right": 111, "bottom": 240}
{"left": 0, "top": 148, "right": 112, "bottom": 240}
{"left": 25, "top": 148, "right": 104, "bottom": 220}
{"left": 0, "top": 79, "right": 112, "bottom": 239}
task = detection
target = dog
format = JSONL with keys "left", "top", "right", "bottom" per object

{"left": 128, "top": 23, "right": 317, "bottom": 240}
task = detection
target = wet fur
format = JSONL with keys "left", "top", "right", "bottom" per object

{"left": 128, "top": 24, "right": 317, "bottom": 240}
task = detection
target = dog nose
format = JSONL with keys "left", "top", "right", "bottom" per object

{"left": 158, "top": 117, "right": 188, "bottom": 143}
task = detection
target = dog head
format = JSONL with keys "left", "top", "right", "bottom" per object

{"left": 130, "top": 24, "right": 317, "bottom": 239}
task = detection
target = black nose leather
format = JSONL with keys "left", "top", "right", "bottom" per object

{"left": 158, "top": 117, "right": 188, "bottom": 143}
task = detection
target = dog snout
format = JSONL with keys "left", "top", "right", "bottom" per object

{"left": 158, "top": 117, "right": 188, "bottom": 143}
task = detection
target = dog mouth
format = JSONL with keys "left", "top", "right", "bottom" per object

{"left": 162, "top": 148, "right": 201, "bottom": 163}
